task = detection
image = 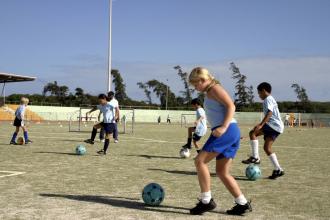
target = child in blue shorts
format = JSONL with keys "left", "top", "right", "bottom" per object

{"left": 188, "top": 67, "right": 252, "bottom": 216}
{"left": 181, "top": 98, "right": 207, "bottom": 154}
{"left": 10, "top": 97, "right": 32, "bottom": 145}
{"left": 84, "top": 94, "right": 117, "bottom": 155}
{"left": 242, "top": 82, "right": 285, "bottom": 179}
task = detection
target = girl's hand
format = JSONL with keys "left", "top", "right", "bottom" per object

{"left": 212, "top": 126, "right": 227, "bottom": 138}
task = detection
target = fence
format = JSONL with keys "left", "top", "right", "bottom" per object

{"left": 1, "top": 105, "right": 330, "bottom": 127}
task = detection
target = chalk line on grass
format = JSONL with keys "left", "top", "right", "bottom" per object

{"left": 0, "top": 134, "right": 329, "bottom": 149}
{"left": 0, "top": 171, "right": 26, "bottom": 178}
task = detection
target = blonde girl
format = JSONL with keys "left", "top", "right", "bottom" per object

{"left": 10, "top": 97, "right": 32, "bottom": 145}
{"left": 188, "top": 67, "right": 252, "bottom": 216}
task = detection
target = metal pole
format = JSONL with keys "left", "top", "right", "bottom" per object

{"left": 166, "top": 79, "right": 169, "bottom": 110}
{"left": 1, "top": 82, "right": 6, "bottom": 105}
{"left": 107, "top": 0, "right": 112, "bottom": 92}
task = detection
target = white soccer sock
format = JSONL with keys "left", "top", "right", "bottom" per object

{"left": 200, "top": 191, "right": 212, "bottom": 204}
{"left": 235, "top": 194, "right": 248, "bottom": 205}
{"left": 250, "top": 140, "right": 260, "bottom": 159}
{"left": 269, "top": 153, "right": 282, "bottom": 171}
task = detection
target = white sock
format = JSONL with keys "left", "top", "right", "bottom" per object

{"left": 235, "top": 194, "right": 248, "bottom": 205}
{"left": 269, "top": 153, "right": 282, "bottom": 171}
{"left": 250, "top": 140, "right": 260, "bottom": 159}
{"left": 200, "top": 191, "right": 212, "bottom": 204}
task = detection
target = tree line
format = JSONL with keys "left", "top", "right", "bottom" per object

{"left": 5, "top": 63, "right": 330, "bottom": 113}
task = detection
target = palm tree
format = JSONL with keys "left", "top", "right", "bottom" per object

{"left": 137, "top": 82, "right": 152, "bottom": 104}
{"left": 43, "top": 81, "right": 60, "bottom": 96}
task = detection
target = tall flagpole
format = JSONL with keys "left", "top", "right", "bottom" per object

{"left": 107, "top": 0, "right": 112, "bottom": 92}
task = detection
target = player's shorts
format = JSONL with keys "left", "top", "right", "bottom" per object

{"left": 13, "top": 117, "right": 23, "bottom": 127}
{"left": 100, "top": 122, "right": 115, "bottom": 134}
{"left": 262, "top": 124, "right": 280, "bottom": 140}
{"left": 192, "top": 133, "right": 202, "bottom": 141}
{"left": 202, "top": 123, "right": 240, "bottom": 160}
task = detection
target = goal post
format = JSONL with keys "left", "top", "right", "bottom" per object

{"left": 69, "top": 106, "right": 135, "bottom": 134}
{"left": 180, "top": 113, "right": 196, "bottom": 128}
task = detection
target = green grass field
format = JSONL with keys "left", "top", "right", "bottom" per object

{"left": 0, "top": 122, "right": 329, "bottom": 220}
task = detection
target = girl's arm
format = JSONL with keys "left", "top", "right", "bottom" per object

{"left": 115, "top": 107, "right": 120, "bottom": 121}
{"left": 195, "top": 116, "right": 205, "bottom": 125}
{"left": 21, "top": 109, "right": 25, "bottom": 121}
{"left": 86, "top": 106, "right": 98, "bottom": 120}
{"left": 208, "top": 84, "right": 236, "bottom": 136}
{"left": 255, "top": 111, "right": 272, "bottom": 131}
{"left": 87, "top": 106, "right": 98, "bottom": 114}
{"left": 260, "top": 111, "right": 272, "bottom": 126}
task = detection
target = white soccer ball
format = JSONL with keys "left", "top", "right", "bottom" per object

{"left": 180, "top": 148, "right": 191, "bottom": 158}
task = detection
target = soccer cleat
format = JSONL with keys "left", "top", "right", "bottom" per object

{"left": 25, "top": 140, "right": 33, "bottom": 144}
{"left": 182, "top": 143, "right": 191, "bottom": 150}
{"left": 269, "top": 170, "right": 285, "bottom": 179}
{"left": 84, "top": 139, "right": 95, "bottom": 145}
{"left": 226, "top": 201, "right": 252, "bottom": 216}
{"left": 114, "top": 139, "right": 119, "bottom": 143}
{"left": 242, "top": 156, "right": 261, "bottom": 164}
{"left": 100, "top": 139, "right": 105, "bottom": 143}
{"left": 10, "top": 141, "right": 17, "bottom": 145}
{"left": 97, "top": 150, "right": 106, "bottom": 155}
{"left": 190, "top": 198, "right": 217, "bottom": 215}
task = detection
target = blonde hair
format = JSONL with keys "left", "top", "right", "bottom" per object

{"left": 189, "top": 67, "right": 220, "bottom": 86}
{"left": 189, "top": 67, "right": 214, "bottom": 83}
{"left": 20, "top": 97, "right": 29, "bottom": 105}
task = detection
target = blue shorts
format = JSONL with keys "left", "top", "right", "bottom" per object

{"left": 100, "top": 122, "right": 115, "bottom": 134}
{"left": 13, "top": 117, "right": 22, "bottom": 127}
{"left": 202, "top": 123, "right": 240, "bottom": 160}
{"left": 192, "top": 127, "right": 202, "bottom": 141}
{"left": 262, "top": 124, "right": 280, "bottom": 141}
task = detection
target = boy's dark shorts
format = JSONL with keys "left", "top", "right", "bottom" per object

{"left": 13, "top": 117, "right": 22, "bottom": 127}
{"left": 193, "top": 133, "right": 202, "bottom": 141}
{"left": 262, "top": 124, "right": 280, "bottom": 141}
{"left": 100, "top": 122, "right": 115, "bottom": 134}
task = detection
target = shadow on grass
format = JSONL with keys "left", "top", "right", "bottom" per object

{"left": 61, "top": 139, "right": 85, "bottom": 142}
{"left": 126, "top": 154, "right": 182, "bottom": 160}
{"left": 234, "top": 175, "right": 269, "bottom": 181}
{"left": 34, "top": 151, "right": 77, "bottom": 156}
{"left": 39, "top": 193, "right": 189, "bottom": 215}
{"left": 233, "top": 175, "right": 253, "bottom": 181}
{"left": 150, "top": 169, "right": 259, "bottom": 182}
{"left": 149, "top": 168, "right": 217, "bottom": 177}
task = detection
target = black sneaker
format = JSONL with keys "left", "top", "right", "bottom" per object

{"left": 25, "top": 139, "right": 33, "bottom": 144}
{"left": 10, "top": 141, "right": 17, "bottom": 145}
{"left": 97, "top": 150, "right": 106, "bottom": 155}
{"left": 182, "top": 143, "right": 191, "bottom": 149}
{"left": 84, "top": 139, "right": 95, "bottom": 145}
{"left": 226, "top": 201, "right": 252, "bottom": 216}
{"left": 190, "top": 198, "right": 217, "bottom": 215}
{"left": 242, "top": 156, "right": 261, "bottom": 164}
{"left": 269, "top": 170, "right": 285, "bottom": 179}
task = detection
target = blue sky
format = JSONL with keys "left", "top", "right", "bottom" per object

{"left": 0, "top": 0, "right": 330, "bottom": 101}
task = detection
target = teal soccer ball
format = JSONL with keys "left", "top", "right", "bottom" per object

{"left": 245, "top": 164, "right": 261, "bottom": 181}
{"left": 142, "top": 183, "right": 165, "bottom": 206}
{"left": 76, "top": 145, "right": 86, "bottom": 155}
